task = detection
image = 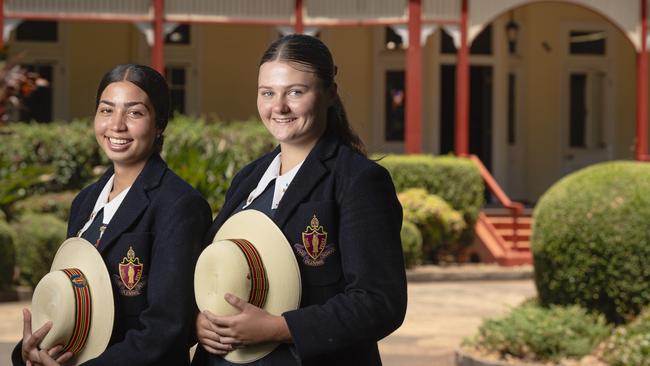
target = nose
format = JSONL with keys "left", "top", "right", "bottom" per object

{"left": 108, "top": 111, "right": 127, "bottom": 131}
{"left": 272, "top": 95, "right": 290, "bottom": 114}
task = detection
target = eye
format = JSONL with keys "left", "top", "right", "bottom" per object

{"left": 98, "top": 107, "right": 112, "bottom": 114}
{"left": 128, "top": 109, "right": 145, "bottom": 118}
{"left": 288, "top": 89, "right": 305, "bottom": 97}
{"left": 260, "top": 90, "right": 274, "bottom": 98}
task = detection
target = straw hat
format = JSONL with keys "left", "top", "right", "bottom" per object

{"left": 194, "top": 210, "right": 302, "bottom": 363}
{"left": 31, "top": 237, "right": 114, "bottom": 365}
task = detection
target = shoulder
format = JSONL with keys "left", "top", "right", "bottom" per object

{"left": 330, "top": 144, "right": 393, "bottom": 188}
{"left": 232, "top": 149, "right": 278, "bottom": 183}
{"left": 155, "top": 168, "right": 209, "bottom": 208}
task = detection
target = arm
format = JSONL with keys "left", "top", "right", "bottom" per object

{"left": 82, "top": 193, "right": 212, "bottom": 366}
{"left": 283, "top": 164, "right": 407, "bottom": 360}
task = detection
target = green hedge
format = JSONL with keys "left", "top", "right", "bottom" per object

{"left": 0, "top": 220, "right": 16, "bottom": 289}
{"left": 12, "top": 213, "right": 68, "bottom": 286}
{"left": 464, "top": 302, "right": 610, "bottom": 362}
{"left": 0, "top": 117, "right": 276, "bottom": 214}
{"left": 377, "top": 154, "right": 483, "bottom": 248}
{"left": 533, "top": 161, "right": 650, "bottom": 324}
{"left": 398, "top": 188, "right": 465, "bottom": 261}
{"left": 603, "top": 309, "right": 650, "bottom": 365}
{"left": 400, "top": 220, "right": 423, "bottom": 268}
{"left": 12, "top": 191, "right": 76, "bottom": 221}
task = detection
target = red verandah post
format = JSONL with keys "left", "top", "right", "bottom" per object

{"left": 405, "top": 0, "right": 422, "bottom": 153}
{"left": 151, "top": 0, "right": 164, "bottom": 74}
{"left": 637, "top": 0, "right": 648, "bottom": 161}
{"left": 455, "top": 0, "right": 469, "bottom": 156}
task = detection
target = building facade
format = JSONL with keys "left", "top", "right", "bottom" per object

{"left": 2, "top": 0, "right": 649, "bottom": 202}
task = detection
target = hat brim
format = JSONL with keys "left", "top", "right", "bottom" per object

{"left": 48, "top": 237, "right": 114, "bottom": 365}
{"left": 195, "top": 210, "right": 301, "bottom": 363}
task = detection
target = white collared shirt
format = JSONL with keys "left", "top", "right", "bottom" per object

{"left": 78, "top": 174, "right": 131, "bottom": 237}
{"left": 243, "top": 153, "right": 304, "bottom": 210}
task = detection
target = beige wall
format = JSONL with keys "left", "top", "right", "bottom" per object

{"left": 519, "top": 2, "right": 637, "bottom": 200}
{"left": 66, "top": 22, "right": 135, "bottom": 119}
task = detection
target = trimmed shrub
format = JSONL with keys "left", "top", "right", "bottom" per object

{"left": 533, "top": 161, "right": 650, "bottom": 323}
{"left": 603, "top": 310, "right": 650, "bottom": 366}
{"left": 13, "top": 213, "right": 66, "bottom": 287}
{"left": 0, "top": 220, "right": 16, "bottom": 290}
{"left": 464, "top": 303, "right": 611, "bottom": 362}
{"left": 377, "top": 154, "right": 484, "bottom": 223}
{"left": 400, "top": 220, "right": 423, "bottom": 268}
{"left": 163, "top": 117, "right": 275, "bottom": 211}
{"left": 12, "top": 191, "right": 76, "bottom": 221}
{"left": 398, "top": 188, "right": 466, "bottom": 261}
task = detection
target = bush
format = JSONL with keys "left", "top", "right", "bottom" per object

{"left": 464, "top": 303, "right": 611, "bottom": 362}
{"left": 163, "top": 117, "right": 275, "bottom": 212}
{"left": 13, "top": 213, "right": 66, "bottom": 287}
{"left": 377, "top": 154, "right": 484, "bottom": 223}
{"left": 533, "top": 161, "right": 650, "bottom": 323}
{"left": 398, "top": 188, "right": 466, "bottom": 261}
{"left": 12, "top": 191, "right": 76, "bottom": 221}
{"left": 0, "top": 220, "right": 16, "bottom": 290}
{"left": 400, "top": 220, "right": 423, "bottom": 268}
{"left": 602, "top": 310, "right": 650, "bottom": 366}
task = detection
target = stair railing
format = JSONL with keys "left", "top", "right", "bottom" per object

{"left": 465, "top": 154, "right": 524, "bottom": 248}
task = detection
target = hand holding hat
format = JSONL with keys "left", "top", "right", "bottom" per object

{"left": 21, "top": 308, "right": 73, "bottom": 365}
{"left": 194, "top": 210, "right": 301, "bottom": 363}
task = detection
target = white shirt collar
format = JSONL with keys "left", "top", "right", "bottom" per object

{"left": 243, "top": 153, "right": 304, "bottom": 210}
{"left": 78, "top": 174, "right": 131, "bottom": 236}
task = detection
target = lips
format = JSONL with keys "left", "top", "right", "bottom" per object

{"left": 272, "top": 117, "right": 297, "bottom": 123}
{"left": 105, "top": 136, "right": 133, "bottom": 151}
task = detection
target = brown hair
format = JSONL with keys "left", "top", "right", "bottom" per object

{"left": 260, "top": 34, "right": 366, "bottom": 156}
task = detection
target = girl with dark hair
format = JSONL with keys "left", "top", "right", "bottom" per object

{"left": 194, "top": 35, "right": 407, "bottom": 365}
{"left": 15, "top": 64, "right": 212, "bottom": 365}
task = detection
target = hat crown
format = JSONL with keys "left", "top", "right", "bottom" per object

{"left": 32, "top": 271, "right": 76, "bottom": 349}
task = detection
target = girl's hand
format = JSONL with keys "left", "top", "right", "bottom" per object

{"left": 21, "top": 309, "right": 73, "bottom": 365}
{"left": 196, "top": 310, "right": 234, "bottom": 355}
{"left": 205, "top": 293, "right": 291, "bottom": 347}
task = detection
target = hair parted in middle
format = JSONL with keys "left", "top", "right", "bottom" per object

{"left": 260, "top": 34, "right": 367, "bottom": 156}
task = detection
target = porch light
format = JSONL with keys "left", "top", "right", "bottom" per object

{"left": 505, "top": 12, "right": 520, "bottom": 55}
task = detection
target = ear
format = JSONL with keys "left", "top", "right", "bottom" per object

{"left": 328, "top": 83, "right": 338, "bottom": 104}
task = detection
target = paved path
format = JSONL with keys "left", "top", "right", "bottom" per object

{"left": 0, "top": 280, "right": 536, "bottom": 365}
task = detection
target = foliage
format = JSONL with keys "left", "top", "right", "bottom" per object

{"left": 11, "top": 191, "right": 76, "bottom": 221}
{"left": 0, "top": 219, "right": 16, "bottom": 289}
{"left": 400, "top": 220, "right": 423, "bottom": 268}
{"left": 163, "top": 116, "right": 275, "bottom": 211}
{"left": 398, "top": 188, "right": 466, "bottom": 261}
{"left": 464, "top": 303, "right": 611, "bottom": 362}
{"left": 533, "top": 161, "right": 650, "bottom": 324}
{"left": 602, "top": 310, "right": 650, "bottom": 366}
{"left": 12, "top": 213, "right": 66, "bottom": 287}
{"left": 0, "top": 59, "right": 49, "bottom": 123}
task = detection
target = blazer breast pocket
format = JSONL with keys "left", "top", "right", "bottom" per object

{"left": 289, "top": 201, "right": 342, "bottom": 287}
{"left": 111, "top": 232, "right": 152, "bottom": 314}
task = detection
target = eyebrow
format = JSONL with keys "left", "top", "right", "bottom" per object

{"left": 257, "top": 83, "right": 310, "bottom": 90}
{"left": 99, "top": 100, "right": 149, "bottom": 109}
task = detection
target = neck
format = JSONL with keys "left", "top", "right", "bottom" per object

{"left": 109, "top": 159, "right": 148, "bottom": 201}
{"left": 279, "top": 140, "right": 317, "bottom": 175}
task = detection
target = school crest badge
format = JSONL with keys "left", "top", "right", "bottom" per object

{"left": 294, "top": 215, "right": 335, "bottom": 266}
{"left": 117, "top": 246, "right": 144, "bottom": 295}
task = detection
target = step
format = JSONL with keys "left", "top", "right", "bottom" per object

{"left": 482, "top": 207, "right": 534, "bottom": 216}
{"left": 489, "top": 217, "right": 532, "bottom": 230}
{"left": 495, "top": 228, "right": 532, "bottom": 237}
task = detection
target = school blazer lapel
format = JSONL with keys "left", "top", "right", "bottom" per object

{"left": 97, "top": 155, "right": 166, "bottom": 254}
{"left": 69, "top": 169, "right": 113, "bottom": 238}
{"left": 210, "top": 149, "right": 278, "bottom": 234}
{"left": 274, "top": 133, "right": 339, "bottom": 228}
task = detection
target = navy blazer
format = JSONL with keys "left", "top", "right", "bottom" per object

{"left": 193, "top": 133, "right": 407, "bottom": 366}
{"left": 13, "top": 154, "right": 212, "bottom": 366}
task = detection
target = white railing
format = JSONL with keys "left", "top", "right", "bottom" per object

{"left": 423, "top": 0, "right": 460, "bottom": 21}
{"left": 5, "top": 0, "right": 151, "bottom": 16}
{"left": 305, "top": 0, "right": 407, "bottom": 20}
{"left": 165, "top": 0, "right": 293, "bottom": 20}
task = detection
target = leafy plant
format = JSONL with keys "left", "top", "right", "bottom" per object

{"left": 602, "top": 310, "right": 650, "bottom": 366}
{"left": 400, "top": 220, "right": 423, "bottom": 268}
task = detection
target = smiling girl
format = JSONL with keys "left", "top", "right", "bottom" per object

{"left": 15, "top": 64, "right": 212, "bottom": 366}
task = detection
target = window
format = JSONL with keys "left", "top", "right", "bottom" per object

{"left": 384, "top": 27, "right": 404, "bottom": 50}
{"left": 20, "top": 64, "right": 54, "bottom": 122}
{"left": 15, "top": 21, "right": 58, "bottom": 42}
{"left": 165, "top": 24, "right": 190, "bottom": 45}
{"left": 507, "top": 73, "right": 516, "bottom": 145}
{"left": 569, "top": 31, "right": 606, "bottom": 55}
{"left": 385, "top": 71, "right": 405, "bottom": 141}
{"left": 165, "top": 67, "right": 186, "bottom": 114}
{"left": 440, "top": 25, "right": 492, "bottom": 55}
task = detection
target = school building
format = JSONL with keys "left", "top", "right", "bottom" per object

{"left": 2, "top": 0, "right": 648, "bottom": 219}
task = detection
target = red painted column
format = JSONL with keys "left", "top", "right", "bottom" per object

{"left": 151, "top": 0, "right": 164, "bottom": 74}
{"left": 637, "top": 0, "right": 648, "bottom": 161}
{"left": 0, "top": 0, "right": 5, "bottom": 50}
{"left": 294, "top": 0, "right": 304, "bottom": 34}
{"left": 455, "top": 0, "right": 470, "bottom": 156}
{"left": 405, "top": 0, "right": 422, "bottom": 154}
